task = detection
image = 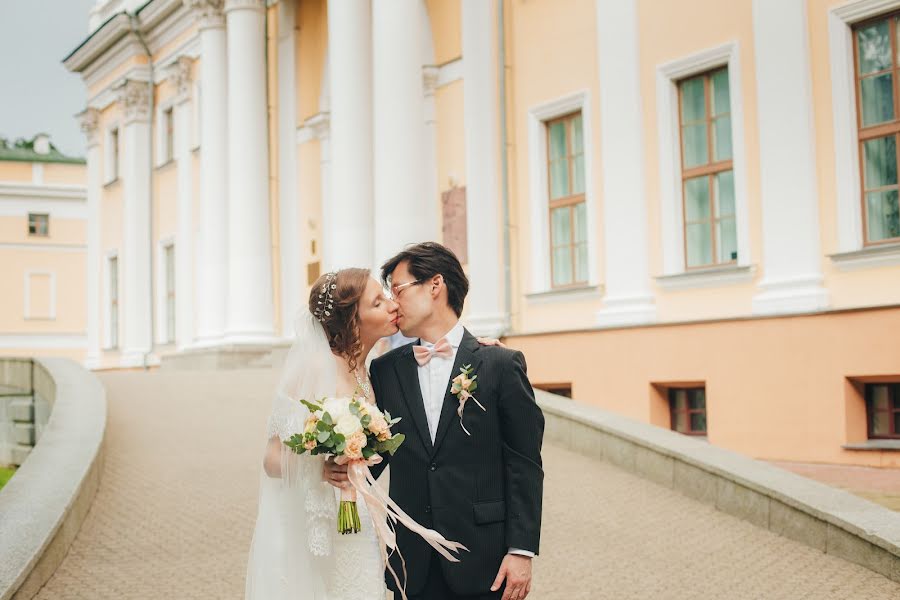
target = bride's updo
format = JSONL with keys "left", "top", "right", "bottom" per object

{"left": 308, "top": 268, "right": 370, "bottom": 373}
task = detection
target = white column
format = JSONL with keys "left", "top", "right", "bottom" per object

{"left": 423, "top": 66, "right": 440, "bottom": 243}
{"left": 186, "top": 0, "right": 228, "bottom": 346}
{"left": 117, "top": 79, "right": 153, "bottom": 367}
{"left": 170, "top": 57, "right": 195, "bottom": 349}
{"left": 79, "top": 108, "right": 102, "bottom": 369}
{"left": 372, "top": 0, "right": 428, "bottom": 269}
{"left": 461, "top": 0, "right": 506, "bottom": 337}
{"left": 752, "top": 0, "right": 829, "bottom": 315}
{"left": 594, "top": 0, "right": 656, "bottom": 327}
{"left": 325, "top": 0, "right": 374, "bottom": 272}
{"left": 277, "top": 0, "right": 301, "bottom": 336}
{"left": 224, "top": 0, "right": 275, "bottom": 343}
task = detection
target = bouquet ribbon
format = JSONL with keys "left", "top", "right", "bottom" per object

{"left": 335, "top": 455, "right": 468, "bottom": 599}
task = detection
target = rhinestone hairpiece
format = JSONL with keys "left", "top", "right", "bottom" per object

{"left": 314, "top": 272, "right": 338, "bottom": 324}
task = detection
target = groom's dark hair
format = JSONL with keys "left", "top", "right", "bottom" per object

{"left": 381, "top": 242, "right": 469, "bottom": 317}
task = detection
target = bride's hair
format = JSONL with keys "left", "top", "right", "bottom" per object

{"left": 308, "top": 268, "right": 369, "bottom": 373}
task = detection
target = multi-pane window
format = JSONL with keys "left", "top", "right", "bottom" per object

{"left": 546, "top": 112, "right": 588, "bottom": 288}
{"left": 165, "top": 244, "right": 176, "bottom": 343}
{"left": 678, "top": 68, "right": 737, "bottom": 268}
{"left": 110, "top": 127, "right": 119, "bottom": 181}
{"left": 164, "top": 107, "right": 174, "bottom": 163}
{"left": 669, "top": 387, "right": 707, "bottom": 436}
{"left": 866, "top": 383, "right": 900, "bottom": 439}
{"left": 28, "top": 213, "right": 49, "bottom": 237}
{"left": 109, "top": 256, "right": 119, "bottom": 349}
{"left": 855, "top": 16, "right": 900, "bottom": 244}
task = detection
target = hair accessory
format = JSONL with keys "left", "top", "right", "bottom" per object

{"left": 314, "top": 272, "right": 338, "bottom": 324}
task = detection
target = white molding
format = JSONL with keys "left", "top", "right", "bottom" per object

{"left": 829, "top": 0, "right": 900, "bottom": 254}
{"left": 526, "top": 90, "right": 598, "bottom": 293}
{"left": 297, "top": 111, "right": 331, "bottom": 144}
{"left": 23, "top": 270, "right": 56, "bottom": 321}
{"left": 191, "top": 80, "right": 201, "bottom": 150}
{"left": 103, "top": 249, "right": 119, "bottom": 350}
{"left": 829, "top": 242, "right": 900, "bottom": 270}
{"left": 655, "top": 264, "right": 757, "bottom": 291}
{"left": 525, "top": 284, "right": 604, "bottom": 305}
{"left": 0, "top": 334, "right": 87, "bottom": 349}
{"left": 0, "top": 183, "right": 86, "bottom": 202}
{"left": 656, "top": 41, "right": 751, "bottom": 276}
{"left": 31, "top": 164, "right": 44, "bottom": 185}
{"left": 436, "top": 57, "right": 463, "bottom": 88}
{"left": 0, "top": 243, "right": 86, "bottom": 253}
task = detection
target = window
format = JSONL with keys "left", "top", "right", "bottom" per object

{"left": 866, "top": 383, "right": 900, "bottom": 439}
{"left": 546, "top": 112, "right": 588, "bottom": 288}
{"left": 854, "top": 15, "right": 900, "bottom": 244}
{"left": 109, "top": 256, "right": 119, "bottom": 349}
{"left": 28, "top": 213, "right": 48, "bottom": 237}
{"left": 164, "top": 107, "right": 174, "bottom": 163}
{"left": 678, "top": 68, "right": 736, "bottom": 269}
{"left": 164, "top": 244, "right": 176, "bottom": 343}
{"left": 669, "top": 387, "right": 707, "bottom": 436}
{"left": 109, "top": 127, "right": 119, "bottom": 182}
{"left": 534, "top": 383, "right": 572, "bottom": 399}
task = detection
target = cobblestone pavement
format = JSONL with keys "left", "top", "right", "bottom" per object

{"left": 771, "top": 460, "right": 900, "bottom": 512}
{"left": 33, "top": 370, "right": 900, "bottom": 599}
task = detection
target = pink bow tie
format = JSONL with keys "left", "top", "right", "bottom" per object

{"left": 413, "top": 338, "right": 453, "bottom": 366}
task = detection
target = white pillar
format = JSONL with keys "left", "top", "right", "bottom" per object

{"left": 170, "top": 57, "right": 195, "bottom": 349}
{"left": 277, "top": 0, "right": 301, "bottom": 337}
{"left": 372, "top": 0, "right": 428, "bottom": 269}
{"left": 325, "top": 0, "right": 374, "bottom": 272}
{"left": 751, "top": 0, "right": 829, "bottom": 315}
{"left": 224, "top": 0, "right": 275, "bottom": 343}
{"left": 594, "top": 0, "right": 656, "bottom": 327}
{"left": 186, "top": 0, "right": 228, "bottom": 346}
{"left": 117, "top": 79, "right": 153, "bottom": 367}
{"left": 79, "top": 108, "right": 102, "bottom": 369}
{"left": 461, "top": 0, "right": 507, "bottom": 337}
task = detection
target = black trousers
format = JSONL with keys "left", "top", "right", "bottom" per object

{"left": 408, "top": 552, "right": 503, "bottom": 600}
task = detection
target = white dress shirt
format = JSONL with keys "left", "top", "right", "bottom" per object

{"left": 414, "top": 321, "right": 535, "bottom": 559}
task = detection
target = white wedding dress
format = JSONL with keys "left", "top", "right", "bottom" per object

{"left": 245, "top": 311, "right": 386, "bottom": 600}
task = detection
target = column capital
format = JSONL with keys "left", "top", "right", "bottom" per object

{"left": 184, "top": 0, "right": 225, "bottom": 28}
{"left": 116, "top": 79, "right": 152, "bottom": 125}
{"left": 78, "top": 108, "right": 101, "bottom": 148}
{"left": 166, "top": 56, "right": 194, "bottom": 104}
{"left": 224, "top": 0, "right": 265, "bottom": 14}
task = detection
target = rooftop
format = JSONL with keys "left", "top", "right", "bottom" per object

{"left": 0, "top": 135, "right": 85, "bottom": 165}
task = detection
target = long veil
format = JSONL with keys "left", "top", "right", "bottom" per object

{"left": 245, "top": 310, "right": 338, "bottom": 599}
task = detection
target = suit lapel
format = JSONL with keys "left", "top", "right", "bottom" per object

{"left": 393, "top": 343, "right": 434, "bottom": 454}
{"left": 431, "top": 330, "right": 482, "bottom": 456}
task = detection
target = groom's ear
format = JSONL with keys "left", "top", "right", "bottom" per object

{"left": 429, "top": 274, "right": 444, "bottom": 299}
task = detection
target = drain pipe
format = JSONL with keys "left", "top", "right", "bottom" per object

{"left": 497, "top": 0, "right": 512, "bottom": 334}
{"left": 129, "top": 11, "right": 156, "bottom": 370}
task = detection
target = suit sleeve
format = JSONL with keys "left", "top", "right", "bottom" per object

{"left": 499, "top": 350, "right": 544, "bottom": 555}
{"left": 368, "top": 360, "right": 389, "bottom": 481}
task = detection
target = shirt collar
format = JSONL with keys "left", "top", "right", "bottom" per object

{"left": 422, "top": 321, "right": 465, "bottom": 349}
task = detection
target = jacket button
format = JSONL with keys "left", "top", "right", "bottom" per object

{"left": 429, "top": 463, "right": 437, "bottom": 471}
{"left": 425, "top": 504, "right": 431, "bottom": 513}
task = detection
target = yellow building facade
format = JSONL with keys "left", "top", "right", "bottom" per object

{"left": 66, "top": 0, "right": 900, "bottom": 467}
{"left": 0, "top": 135, "right": 87, "bottom": 360}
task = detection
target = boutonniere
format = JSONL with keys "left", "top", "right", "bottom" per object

{"left": 450, "top": 364, "right": 486, "bottom": 436}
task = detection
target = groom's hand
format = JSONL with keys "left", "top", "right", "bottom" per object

{"left": 491, "top": 554, "right": 533, "bottom": 600}
{"left": 322, "top": 456, "right": 350, "bottom": 489}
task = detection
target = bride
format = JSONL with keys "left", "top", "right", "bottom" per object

{"left": 246, "top": 269, "right": 499, "bottom": 599}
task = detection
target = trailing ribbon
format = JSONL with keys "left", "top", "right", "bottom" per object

{"left": 457, "top": 390, "right": 486, "bottom": 436}
{"left": 335, "top": 455, "right": 468, "bottom": 600}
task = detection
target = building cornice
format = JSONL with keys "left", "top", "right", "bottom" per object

{"left": 0, "top": 183, "right": 87, "bottom": 202}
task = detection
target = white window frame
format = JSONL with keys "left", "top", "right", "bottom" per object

{"left": 104, "top": 250, "right": 119, "bottom": 350}
{"left": 156, "top": 100, "right": 176, "bottom": 167}
{"left": 104, "top": 123, "right": 120, "bottom": 185}
{"left": 156, "top": 236, "right": 176, "bottom": 345}
{"left": 23, "top": 270, "right": 56, "bottom": 320}
{"left": 829, "top": 0, "right": 900, "bottom": 270}
{"left": 655, "top": 41, "right": 752, "bottom": 284}
{"left": 526, "top": 90, "right": 599, "bottom": 295}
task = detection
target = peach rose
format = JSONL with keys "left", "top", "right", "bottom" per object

{"left": 303, "top": 439, "right": 316, "bottom": 451}
{"left": 344, "top": 431, "right": 367, "bottom": 460}
{"left": 368, "top": 412, "right": 389, "bottom": 438}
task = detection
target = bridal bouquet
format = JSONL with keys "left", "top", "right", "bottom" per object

{"left": 285, "top": 395, "right": 405, "bottom": 534}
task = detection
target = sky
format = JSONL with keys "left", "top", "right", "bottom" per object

{"left": 0, "top": 0, "right": 97, "bottom": 157}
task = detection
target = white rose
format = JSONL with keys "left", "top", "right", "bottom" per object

{"left": 334, "top": 413, "right": 363, "bottom": 436}
{"left": 323, "top": 397, "right": 350, "bottom": 420}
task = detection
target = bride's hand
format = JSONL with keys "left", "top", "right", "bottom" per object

{"left": 323, "top": 456, "right": 350, "bottom": 489}
{"left": 477, "top": 336, "right": 507, "bottom": 348}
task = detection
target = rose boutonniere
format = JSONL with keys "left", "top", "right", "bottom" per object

{"left": 450, "top": 364, "right": 486, "bottom": 435}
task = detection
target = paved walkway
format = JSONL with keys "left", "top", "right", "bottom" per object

{"left": 33, "top": 370, "right": 900, "bottom": 599}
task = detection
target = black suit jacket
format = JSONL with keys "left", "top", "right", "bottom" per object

{"left": 369, "top": 329, "right": 544, "bottom": 596}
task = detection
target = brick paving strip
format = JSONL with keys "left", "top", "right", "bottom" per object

{"left": 32, "top": 371, "right": 900, "bottom": 599}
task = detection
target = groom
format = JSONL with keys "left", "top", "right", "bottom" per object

{"left": 326, "top": 242, "right": 544, "bottom": 600}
